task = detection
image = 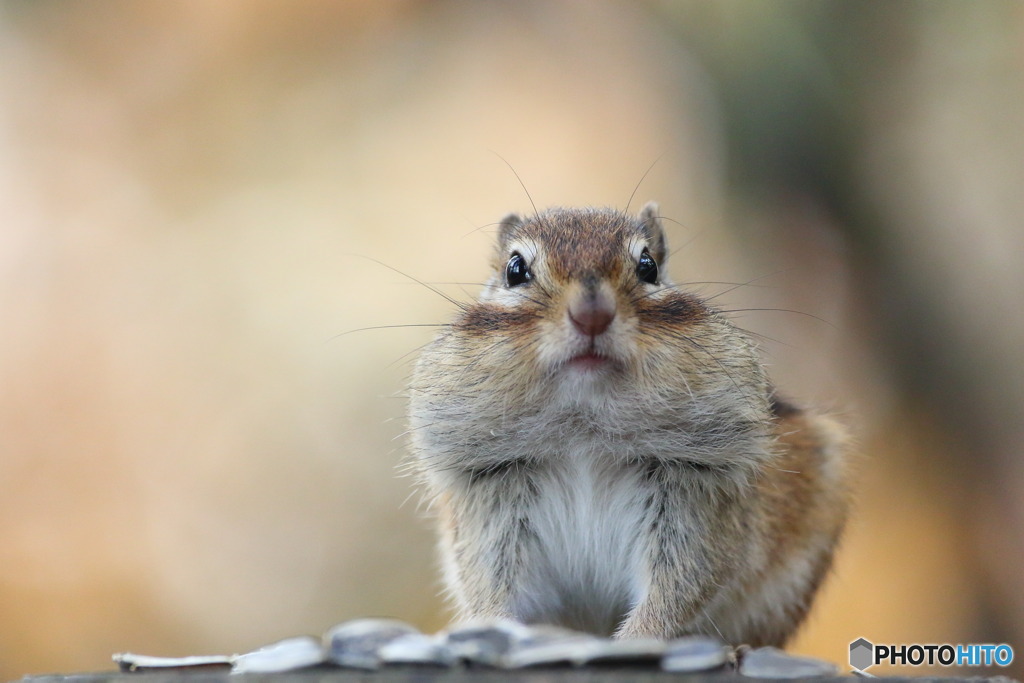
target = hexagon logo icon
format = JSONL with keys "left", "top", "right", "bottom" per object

{"left": 850, "top": 638, "right": 874, "bottom": 671}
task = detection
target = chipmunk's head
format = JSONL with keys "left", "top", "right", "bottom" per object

{"left": 411, "top": 201, "right": 770, "bottom": 467}
{"left": 470, "top": 202, "right": 712, "bottom": 386}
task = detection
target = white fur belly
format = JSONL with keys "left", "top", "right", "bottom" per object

{"left": 511, "top": 456, "right": 648, "bottom": 635}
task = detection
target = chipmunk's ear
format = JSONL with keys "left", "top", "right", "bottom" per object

{"left": 497, "top": 212, "right": 524, "bottom": 251}
{"left": 638, "top": 201, "right": 667, "bottom": 265}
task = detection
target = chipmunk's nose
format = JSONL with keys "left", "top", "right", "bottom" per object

{"left": 568, "top": 287, "right": 616, "bottom": 338}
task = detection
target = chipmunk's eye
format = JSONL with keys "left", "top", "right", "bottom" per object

{"left": 636, "top": 248, "right": 659, "bottom": 284}
{"left": 505, "top": 252, "right": 532, "bottom": 287}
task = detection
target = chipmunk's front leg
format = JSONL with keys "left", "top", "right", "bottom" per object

{"left": 440, "top": 466, "right": 537, "bottom": 621}
{"left": 615, "top": 466, "right": 747, "bottom": 639}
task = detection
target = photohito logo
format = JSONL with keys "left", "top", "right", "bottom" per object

{"left": 849, "top": 638, "right": 1014, "bottom": 672}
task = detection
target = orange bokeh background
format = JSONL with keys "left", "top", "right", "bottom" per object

{"left": 1, "top": 2, "right": 1022, "bottom": 679}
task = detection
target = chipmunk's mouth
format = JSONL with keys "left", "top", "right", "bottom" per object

{"left": 564, "top": 347, "right": 620, "bottom": 372}
{"left": 567, "top": 351, "right": 609, "bottom": 369}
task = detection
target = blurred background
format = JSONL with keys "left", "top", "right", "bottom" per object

{"left": 1, "top": 0, "right": 1022, "bottom": 678}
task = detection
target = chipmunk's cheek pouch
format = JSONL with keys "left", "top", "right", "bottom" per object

{"left": 635, "top": 292, "right": 708, "bottom": 331}
{"left": 457, "top": 304, "right": 536, "bottom": 338}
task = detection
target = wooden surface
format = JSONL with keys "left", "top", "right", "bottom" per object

{"left": 19, "top": 671, "right": 1016, "bottom": 683}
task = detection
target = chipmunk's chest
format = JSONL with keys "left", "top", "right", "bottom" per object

{"left": 511, "top": 451, "right": 650, "bottom": 635}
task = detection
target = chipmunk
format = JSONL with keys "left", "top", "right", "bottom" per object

{"left": 407, "top": 203, "right": 850, "bottom": 647}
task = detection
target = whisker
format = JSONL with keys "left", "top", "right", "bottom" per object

{"left": 667, "top": 224, "right": 708, "bottom": 259}
{"left": 386, "top": 339, "right": 439, "bottom": 369}
{"left": 719, "top": 308, "right": 835, "bottom": 328}
{"left": 491, "top": 151, "right": 539, "bottom": 217}
{"left": 328, "top": 323, "right": 450, "bottom": 342}
{"left": 348, "top": 253, "right": 469, "bottom": 312}
{"left": 700, "top": 607, "right": 727, "bottom": 642}
{"left": 625, "top": 155, "right": 663, "bottom": 213}
{"left": 419, "top": 281, "right": 490, "bottom": 286}
{"left": 629, "top": 280, "right": 774, "bottom": 306}
{"left": 732, "top": 327, "right": 790, "bottom": 349}
{"left": 685, "top": 280, "right": 774, "bottom": 290}
{"left": 461, "top": 220, "right": 503, "bottom": 238}
{"left": 701, "top": 270, "right": 789, "bottom": 303}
